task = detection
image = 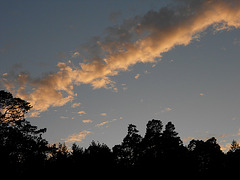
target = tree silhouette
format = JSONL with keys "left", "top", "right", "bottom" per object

{"left": 228, "top": 140, "right": 240, "bottom": 153}
{"left": 0, "top": 90, "right": 32, "bottom": 122}
{"left": 85, "top": 141, "right": 114, "bottom": 169}
{"left": 1, "top": 90, "right": 240, "bottom": 177}
{"left": 161, "top": 122, "right": 184, "bottom": 154}
{"left": 139, "top": 119, "right": 163, "bottom": 169}
{"left": 226, "top": 140, "right": 240, "bottom": 175}
{"left": 144, "top": 119, "right": 163, "bottom": 140}
{"left": 188, "top": 137, "right": 224, "bottom": 176}
{"left": 113, "top": 124, "right": 142, "bottom": 168}
{"left": 0, "top": 90, "right": 48, "bottom": 176}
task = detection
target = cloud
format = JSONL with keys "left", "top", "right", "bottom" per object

{"left": 60, "top": 116, "right": 69, "bottom": 119}
{"left": 61, "top": 130, "right": 91, "bottom": 143}
{"left": 183, "top": 136, "right": 195, "bottom": 143}
{"left": 121, "top": 83, "right": 128, "bottom": 91}
{"left": 96, "top": 118, "right": 116, "bottom": 127}
{"left": 2, "top": 63, "right": 76, "bottom": 117}
{"left": 232, "top": 117, "right": 237, "bottom": 121}
{"left": 96, "top": 121, "right": 111, "bottom": 127}
{"left": 235, "top": 128, "right": 240, "bottom": 136}
{"left": 82, "top": 119, "right": 93, "bottom": 123}
{"left": 233, "top": 38, "right": 240, "bottom": 47}
{"left": 165, "top": 107, "right": 172, "bottom": 112}
{"left": 78, "top": 110, "right": 86, "bottom": 116}
{"left": 2, "top": 0, "right": 240, "bottom": 116}
{"left": 100, "top": 112, "right": 107, "bottom": 116}
{"left": 72, "top": 102, "right": 81, "bottom": 108}
{"left": 71, "top": 51, "right": 80, "bottom": 58}
{"left": 161, "top": 107, "right": 173, "bottom": 113}
{"left": 134, "top": 74, "right": 140, "bottom": 79}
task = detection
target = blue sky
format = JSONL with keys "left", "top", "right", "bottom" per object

{"left": 1, "top": 0, "right": 240, "bottom": 151}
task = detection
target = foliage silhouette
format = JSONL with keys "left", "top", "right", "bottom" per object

{"left": 0, "top": 90, "right": 240, "bottom": 177}
{"left": 0, "top": 90, "right": 48, "bottom": 176}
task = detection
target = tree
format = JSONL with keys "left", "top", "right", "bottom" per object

{"left": 162, "top": 121, "right": 179, "bottom": 138}
{"left": 159, "top": 122, "right": 186, "bottom": 172}
{"left": 71, "top": 143, "right": 84, "bottom": 158}
{"left": 0, "top": 90, "right": 32, "bottom": 122}
{"left": 161, "top": 121, "right": 183, "bottom": 151}
{"left": 225, "top": 140, "right": 240, "bottom": 175}
{"left": 188, "top": 137, "right": 224, "bottom": 176}
{"left": 0, "top": 90, "right": 48, "bottom": 176}
{"left": 113, "top": 124, "right": 142, "bottom": 168}
{"left": 139, "top": 120, "right": 163, "bottom": 168}
{"left": 228, "top": 140, "right": 240, "bottom": 153}
{"left": 86, "top": 141, "right": 113, "bottom": 169}
{"left": 144, "top": 119, "right": 163, "bottom": 142}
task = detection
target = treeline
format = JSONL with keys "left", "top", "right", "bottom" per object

{"left": 0, "top": 90, "right": 240, "bottom": 177}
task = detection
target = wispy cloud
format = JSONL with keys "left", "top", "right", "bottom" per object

{"left": 96, "top": 119, "right": 117, "bottom": 127}
{"left": 61, "top": 130, "right": 91, "bottom": 143}
{"left": 82, "top": 119, "right": 93, "bottom": 123}
{"left": 2, "top": 0, "right": 240, "bottom": 116}
{"left": 134, "top": 73, "right": 140, "bottom": 79}
{"left": 96, "top": 121, "right": 111, "bottom": 127}
{"left": 72, "top": 102, "right": 81, "bottom": 108}
{"left": 78, "top": 110, "right": 86, "bottom": 116}
{"left": 100, "top": 112, "right": 107, "bottom": 116}
{"left": 200, "top": 93, "right": 206, "bottom": 96}
{"left": 60, "top": 116, "right": 69, "bottom": 119}
{"left": 71, "top": 51, "right": 80, "bottom": 58}
{"left": 233, "top": 38, "right": 240, "bottom": 47}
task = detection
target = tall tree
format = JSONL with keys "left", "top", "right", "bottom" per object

{"left": 113, "top": 124, "right": 142, "bottom": 168}
{"left": 161, "top": 121, "right": 183, "bottom": 152}
{"left": 226, "top": 140, "right": 240, "bottom": 174}
{"left": 144, "top": 119, "right": 163, "bottom": 142}
{"left": 0, "top": 90, "right": 48, "bottom": 176}
{"left": 140, "top": 119, "right": 163, "bottom": 167}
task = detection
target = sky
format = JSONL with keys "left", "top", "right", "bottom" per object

{"left": 1, "top": 0, "right": 240, "bottom": 151}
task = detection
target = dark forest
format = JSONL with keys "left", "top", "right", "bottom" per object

{"left": 0, "top": 90, "right": 240, "bottom": 178}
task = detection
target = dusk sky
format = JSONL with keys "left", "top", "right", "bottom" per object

{"left": 1, "top": 0, "right": 240, "bottom": 151}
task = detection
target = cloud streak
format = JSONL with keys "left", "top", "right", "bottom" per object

{"left": 61, "top": 130, "right": 91, "bottom": 143}
{"left": 2, "top": 0, "right": 240, "bottom": 116}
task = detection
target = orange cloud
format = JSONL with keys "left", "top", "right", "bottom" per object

{"left": 134, "top": 74, "right": 140, "bottom": 79}
{"left": 61, "top": 130, "right": 91, "bottom": 143}
{"left": 100, "top": 112, "right": 107, "bottom": 116}
{"left": 78, "top": 110, "right": 86, "bottom": 115}
{"left": 2, "top": 0, "right": 240, "bottom": 116}
{"left": 82, "top": 119, "right": 93, "bottom": 123}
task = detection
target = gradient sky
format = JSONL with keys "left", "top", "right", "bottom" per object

{"left": 1, "top": 0, "right": 240, "bottom": 151}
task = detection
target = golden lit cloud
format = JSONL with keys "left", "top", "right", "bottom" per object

{"left": 96, "top": 118, "right": 117, "bottom": 127}
{"left": 61, "top": 130, "right": 91, "bottom": 143}
{"left": 2, "top": 0, "right": 240, "bottom": 116}
{"left": 78, "top": 110, "right": 86, "bottom": 115}
{"left": 134, "top": 74, "right": 140, "bottom": 79}
{"left": 96, "top": 121, "right": 110, "bottom": 127}
{"left": 71, "top": 102, "right": 81, "bottom": 108}
{"left": 100, "top": 112, "right": 107, "bottom": 116}
{"left": 82, "top": 119, "right": 93, "bottom": 123}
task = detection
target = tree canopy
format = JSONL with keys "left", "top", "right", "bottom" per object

{"left": 0, "top": 90, "right": 239, "bottom": 177}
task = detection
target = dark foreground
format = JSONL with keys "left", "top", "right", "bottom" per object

{"left": 0, "top": 90, "right": 240, "bottom": 178}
